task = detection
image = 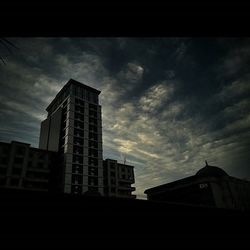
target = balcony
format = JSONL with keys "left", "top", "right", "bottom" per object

{"left": 89, "top": 118, "right": 97, "bottom": 126}
{"left": 118, "top": 185, "right": 136, "bottom": 191}
{"left": 75, "top": 114, "right": 84, "bottom": 122}
{"left": 75, "top": 105, "right": 85, "bottom": 114}
{"left": 89, "top": 133, "right": 98, "bottom": 141}
{"left": 27, "top": 167, "right": 49, "bottom": 173}
{"left": 24, "top": 177, "right": 48, "bottom": 183}
{"left": 118, "top": 178, "right": 135, "bottom": 184}
{"left": 89, "top": 110, "right": 97, "bottom": 118}
{"left": 88, "top": 141, "right": 98, "bottom": 149}
{"left": 73, "top": 138, "right": 83, "bottom": 145}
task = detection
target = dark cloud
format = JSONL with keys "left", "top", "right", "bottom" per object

{"left": 1, "top": 37, "right": 250, "bottom": 197}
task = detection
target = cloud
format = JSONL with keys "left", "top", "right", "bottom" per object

{"left": 222, "top": 43, "right": 250, "bottom": 76}
{"left": 54, "top": 52, "right": 108, "bottom": 85}
{"left": 1, "top": 37, "right": 250, "bottom": 199}
{"left": 175, "top": 42, "right": 188, "bottom": 60}
{"left": 165, "top": 70, "right": 176, "bottom": 79}
{"left": 139, "top": 82, "right": 174, "bottom": 112}
{"left": 119, "top": 62, "right": 144, "bottom": 83}
{"left": 218, "top": 78, "right": 250, "bottom": 100}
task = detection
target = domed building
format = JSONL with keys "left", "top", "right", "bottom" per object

{"left": 195, "top": 163, "right": 229, "bottom": 178}
{"left": 144, "top": 162, "right": 250, "bottom": 211}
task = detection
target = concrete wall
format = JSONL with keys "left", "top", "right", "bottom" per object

{"left": 48, "top": 108, "right": 62, "bottom": 152}
{"left": 39, "top": 108, "right": 62, "bottom": 152}
{"left": 39, "top": 118, "right": 50, "bottom": 150}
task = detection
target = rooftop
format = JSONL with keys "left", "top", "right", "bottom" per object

{"left": 144, "top": 163, "right": 229, "bottom": 194}
{"left": 46, "top": 79, "right": 101, "bottom": 111}
{"left": 196, "top": 164, "right": 228, "bottom": 177}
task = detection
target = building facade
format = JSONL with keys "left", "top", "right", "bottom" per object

{"left": 0, "top": 79, "right": 137, "bottom": 198}
{"left": 39, "top": 79, "right": 104, "bottom": 195}
{"left": 0, "top": 141, "right": 56, "bottom": 192}
{"left": 103, "top": 159, "right": 136, "bottom": 199}
{"left": 144, "top": 163, "right": 250, "bottom": 211}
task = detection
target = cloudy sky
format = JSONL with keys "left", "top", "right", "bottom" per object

{"left": 0, "top": 38, "right": 250, "bottom": 198}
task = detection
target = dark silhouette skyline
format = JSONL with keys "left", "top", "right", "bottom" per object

{"left": 0, "top": 38, "right": 250, "bottom": 199}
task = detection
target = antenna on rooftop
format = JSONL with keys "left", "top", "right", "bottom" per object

{"left": 124, "top": 156, "right": 126, "bottom": 165}
{"left": 205, "top": 160, "right": 208, "bottom": 166}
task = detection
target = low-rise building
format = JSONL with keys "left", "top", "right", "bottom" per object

{"left": 103, "top": 159, "right": 136, "bottom": 199}
{"left": 0, "top": 141, "right": 137, "bottom": 198}
{"left": 0, "top": 141, "right": 57, "bottom": 192}
{"left": 144, "top": 162, "right": 250, "bottom": 211}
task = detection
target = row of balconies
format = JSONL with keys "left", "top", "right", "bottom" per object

{"left": 72, "top": 168, "right": 99, "bottom": 177}
{"left": 72, "top": 156, "right": 99, "bottom": 166}
{"left": 62, "top": 116, "right": 98, "bottom": 130}
{"left": 72, "top": 175, "right": 99, "bottom": 186}
{"left": 62, "top": 108, "right": 98, "bottom": 120}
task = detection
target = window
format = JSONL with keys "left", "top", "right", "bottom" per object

{"left": 110, "top": 163, "right": 115, "bottom": 170}
{"left": 89, "top": 132, "right": 97, "bottom": 141}
{"left": 110, "top": 171, "right": 115, "bottom": 177}
{"left": 89, "top": 186, "right": 98, "bottom": 192}
{"left": 75, "top": 105, "right": 84, "bottom": 114}
{"left": 88, "top": 157, "right": 98, "bottom": 166}
{"left": 73, "top": 145, "right": 83, "bottom": 155}
{"left": 39, "top": 153, "right": 47, "bottom": 161}
{"left": 93, "top": 96, "right": 98, "bottom": 104}
{"left": 89, "top": 103, "right": 97, "bottom": 111}
{"left": 14, "top": 157, "right": 23, "bottom": 164}
{"left": 74, "top": 129, "right": 84, "bottom": 138}
{"left": 75, "top": 98, "right": 84, "bottom": 106}
{"left": 0, "top": 168, "right": 7, "bottom": 175}
{"left": 72, "top": 174, "right": 83, "bottom": 185}
{"left": 71, "top": 185, "right": 82, "bottom": 194}
{"left": 86, "top": 91, "right": 90, "bottom": 101}
{"left": 88, "top": 148, "right": 98, "bottom": 158}
{"left": 75, "top": 120, "right": 84, "bottom": 130}
{"left": 128, "top": 171, "right": 132, "bottom": 180}
{"left": 89, "top": 124, "right": 97, "bottom": 133}
{"left": 74, "top": 137, "right": 83, "bottom": 145}
{"left": 75, "top": 113, "right": 84, "bottom": 121}
{"left": 2, "top": 146, "right": 9, "bottom": 155}
{"left": 89, "top": 140, "right": 98, "bottom": 149}
{"left": 26, "top": 171, "right": 48, "bottom": 180}
{"left": 0, "top": 177, "right": 6, "bottom": 185}
{"left": 73, "top": 155, "right": 83, "bottom": 164}
{"left": 10, "top": 178, "right": 19, "bottom": 186}
{"left": 0, "top": 157, "right": 8, "bottom": 165}
{"left": 76, "top": 86, "right": 83, "bottom": 98}
{"left": 72, "top": 164, "right": 83, "bottom": 174}
{"left": 89, "top": 117, "right": 97, "bottom": 125}
{"left": 88, "top": 177, "right": 98, "bottom": 186}
{"left": 16, "top": 146, "right": 25, "bottom": 155}
{"left": 27, "top": 161, "right": 33, "bottom": 168}
{"left": 38, "top": 162, "right": 44, "bottom": 169}
{"left": 88, "top": 167, "right": 98, "bottom": 176}
{"left": 12, "top": 168, "right": 22, "bottom": 175}
{"left": 89, "top": 110, "right": 97, "bottom": 118}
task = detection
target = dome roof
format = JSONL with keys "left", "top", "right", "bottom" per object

{"left": 196, "top": 164, "right": 228, "bottom": 177}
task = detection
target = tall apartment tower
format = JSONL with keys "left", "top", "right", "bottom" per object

{"left": 39, "top": 79, "right": 103, "bottom": 195}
